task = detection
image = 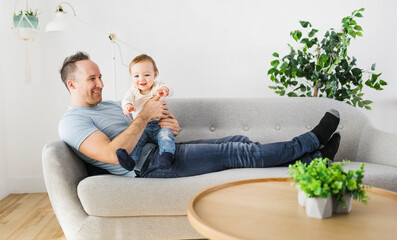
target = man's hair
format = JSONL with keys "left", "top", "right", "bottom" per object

{"left": 60, "top": 51, "right": 90, "bottom": 90}
{"left": 129, "top": 54, "right": 159, "bottom": 76}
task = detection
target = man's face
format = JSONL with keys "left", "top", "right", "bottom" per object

{"left": 70, "top": 60, "right": 104, "bottom": 107}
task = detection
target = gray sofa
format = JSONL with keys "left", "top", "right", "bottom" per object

{"left": 42, "top": 97, "right": 397, "bottom": 240}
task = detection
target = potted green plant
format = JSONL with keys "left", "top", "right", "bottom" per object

{"left": 267, "top": 8, "right": 386, "bottom": 110}
{"left": 329, "top": 160, "right": 370, "bottom": 213}
{"left": 289, "top": 158, "right": 370, "bottom": 218}
{"left": 289, "top": 158, "right": 333, "bottom": 219}
{"left": 13, "top": 9, "right": 38, "bottom": 29}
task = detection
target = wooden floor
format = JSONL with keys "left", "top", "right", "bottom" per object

{"left": 0, "top": 193, "right": 66, "bottom": 240}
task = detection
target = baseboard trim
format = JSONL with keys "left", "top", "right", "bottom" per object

{"left": 9, "top": 176, "right": 47, "bottom": 193}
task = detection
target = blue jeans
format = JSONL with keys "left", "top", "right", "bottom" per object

{"left": 131, "top": 121, "right": 175, "bottom": 161}
{"left": 140, "top": 132, "right": 322, "bottom": 178}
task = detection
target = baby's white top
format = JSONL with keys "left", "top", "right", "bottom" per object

{"left": 121, "top": 81, "right": 165, "bottom": 119}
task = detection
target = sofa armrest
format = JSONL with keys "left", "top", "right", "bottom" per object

{"left": 42, "top": 141, "right": 89, "bottom": 240}
{"left": 356, "top": 124, "right": 397, "bottom": 168}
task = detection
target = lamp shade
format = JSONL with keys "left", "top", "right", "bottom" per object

{"left": 46, "top": 12, "right": 75, "bottom": 32}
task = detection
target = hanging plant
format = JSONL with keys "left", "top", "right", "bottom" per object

{"left": 267, "top": 8, "right": 386, "bottom": 110}
{"left": 13, "top": 9, "right": 39, "bottom": 29}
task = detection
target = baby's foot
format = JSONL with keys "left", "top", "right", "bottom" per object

{"left": 157, "top": 152, "right": 175, "bottom": 169}
{"left": 116, "top": 148, "right": 135, "bottom": 171}
{"left": 311, "top": 109, "right": 340, "bottom": 145}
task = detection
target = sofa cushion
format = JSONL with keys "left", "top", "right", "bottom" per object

{"left": 77, "top": 168, "right": 290, "bottom": 217}
{"left": 77, "top": 162, "right": 397, "bottom": 217}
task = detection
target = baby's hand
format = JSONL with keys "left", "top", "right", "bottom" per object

{"left": 123, "top": 103, "right": 136, "bottom": 116}
{"left": 157, "top": 87, "right": 169, "bottom": 98}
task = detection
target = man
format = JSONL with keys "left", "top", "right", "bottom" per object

{"left": 59, "top": 52, "right": 341, "bottom": 178}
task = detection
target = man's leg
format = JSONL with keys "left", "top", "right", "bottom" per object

{"left": 141, "top": 110, "right": 340, "bottom": 178}
{"left": 141, "top": 131, "right": 320, "bottom": 178}
{"left": 279, "top": 132, "right": 341, "bottom": 166}
{"left": 180, "top": 135, "right": 253, "bottom": 144}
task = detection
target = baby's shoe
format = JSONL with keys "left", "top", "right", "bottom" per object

{"left": 116, "top": 148, "right": 136, "bottom": 171}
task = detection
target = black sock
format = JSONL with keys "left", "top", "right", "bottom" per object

{"left": 320, "top": 132, "right": 341, "bottom": 162}
{"left": 157, "top": 152, "right": 175, "bottom": 169}
{"left": 311, "top": 109, "right": 340, "bottom": 145}
{"left": 116, "top": 148, "right": 135, "bottom": 171}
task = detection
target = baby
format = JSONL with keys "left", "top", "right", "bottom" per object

{"left": 116, "top": 54, "right": 175, "bottom": 170}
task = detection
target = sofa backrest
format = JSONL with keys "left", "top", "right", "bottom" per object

{"left": 167, "top": 97, "right": 371, "bottom": 162}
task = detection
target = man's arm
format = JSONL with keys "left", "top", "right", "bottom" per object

{"left": 79, "top": 96, "right": 168, "bottom": 164}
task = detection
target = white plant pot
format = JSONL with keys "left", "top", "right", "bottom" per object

{"left": 332, "top": 193, "right": 352, "bottom": 214}
{"left": 298, "top": 189, "right": 307, "bottom": 207}
{"left": 306, "top": 196, "right": 333, "bottom": 219}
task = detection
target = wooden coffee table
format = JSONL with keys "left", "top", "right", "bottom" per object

{"left": 187, "top": 178, "right": 397, "bottom": 240}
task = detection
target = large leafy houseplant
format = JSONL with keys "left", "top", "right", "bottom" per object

{"left": 267, "top": 8, "right": 386, "bottom": 110}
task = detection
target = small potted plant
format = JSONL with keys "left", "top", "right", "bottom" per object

{"left": 289, "top": 158, "right": 333, "bottom": 219}
{"left": 329, "top": 161, "right": 370, "bottom": 213}
{"left": 289, "top": 158, "right": 370, "bottom": 219}
{"left": 13, "top": 9, "right": 38, "bottom": 29}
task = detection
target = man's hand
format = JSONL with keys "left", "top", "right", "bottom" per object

{"left": 139, "top": 95, "right": 169, "bottom": 121}
{"left": 158, "top": 113, "right": 181, "bottom": 136}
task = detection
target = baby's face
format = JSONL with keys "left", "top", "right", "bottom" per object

{"left": 130, "top": 60, "right": 157, "bottom": 94}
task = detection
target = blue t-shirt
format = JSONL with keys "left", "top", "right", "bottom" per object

{"left": 58, "top": 100, "right": 136, "bottom": 176}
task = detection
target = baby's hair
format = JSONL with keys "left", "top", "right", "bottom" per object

{"left": 129, "top": 54, "right": 159, "bottom": 76}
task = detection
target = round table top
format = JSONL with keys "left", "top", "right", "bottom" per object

{"left": 187, "top": 178, "right": 397, "bottom": 240}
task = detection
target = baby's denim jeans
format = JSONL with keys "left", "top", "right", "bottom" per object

{"left": 131, "top": 120, "right": 175, "bottom": 162}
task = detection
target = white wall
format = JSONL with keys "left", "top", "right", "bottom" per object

{"left": 0, "top": 71, "right": 8, "bottom": 200}
{"left": 1, "top": 0, "right": 396, "bottom": 197}
{"left": 0, "top": 0, "right": 10, "bottom": 200}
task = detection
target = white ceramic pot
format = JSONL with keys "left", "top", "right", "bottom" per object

{"left": 332, "top": 193, "right": 352, "bottom": 214}
{"left": 298, "top": 189, "right": 307, "bottom": 207}
{"left": 306, "top": 196, "right": 333, "bottom": 219}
